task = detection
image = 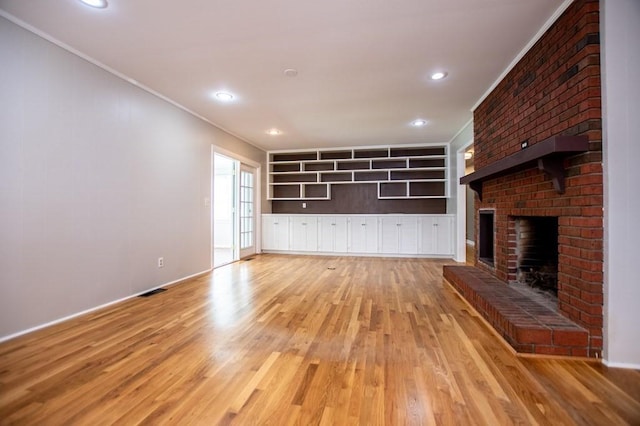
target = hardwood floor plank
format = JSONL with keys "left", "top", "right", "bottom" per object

{"left": 0, "top": 254, "right": 639, "bottom": 425}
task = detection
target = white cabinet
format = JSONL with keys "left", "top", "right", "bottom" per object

{"left": 348, "top": 216, "right": 379, "bottom": 253}
{"left": 318, "top": 216, "right": 348, "bottom": 253}
{"left": 262, "top": 214, "right": 454, "bottom": 258}
{"left": 262, "top": 215, "right": 290, "bottom": 250}
{"left": 380, "top": 216, "right": 419, "bottom": 254}
{"left": 290, "top": 216, "right": 318, "bottom": 252}
{"left": 419, "top": 216, "right": 454, "bottom": 255}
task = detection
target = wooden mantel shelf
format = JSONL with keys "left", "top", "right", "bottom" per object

{"left": 460, "top": 135, "right": 589, "bottom": 200}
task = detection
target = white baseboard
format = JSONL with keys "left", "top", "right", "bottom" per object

{"left": 261, "top": 250, "right": 454, "bottom": 259}
{"left": 0, "top": 268, "right": 212, "bottom": 344}
{"left": 603, "top": 360, "right": 640, "bottom": 370}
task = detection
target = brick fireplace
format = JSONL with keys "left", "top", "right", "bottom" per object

{"left": 445, "top": 0, "right": 603, "bottom": 358}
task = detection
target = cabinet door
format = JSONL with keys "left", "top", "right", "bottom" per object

{"left": 419, "top": 216, "right": 453, "bottom": 255}
{"left": 432, "top": 216, "right": 453, "bottom": 255}
{"left": 398, "top": 216, "right": 419, "bottom": 254}
{"left": 318, "top": 217, "right": 335, "bottom": 252}
{"left": 349, "top": 217, "right": 379, "bottom": 253}
{"left": 318, "top": 216, "right": 348, "bottom": 252}
{"left": 290, "top": 216, "right": 318, "bottom": 252}
{"left": 380, "top": 216, "right": 419, "bottom": 254}
{"left": 380, "top": 216, "right": 400, "bottom": 254}
{"left": 262, "top": 215, "right": 290, "bottom": 251}
{"left": 333, "top": 217, "right": 348, "bottom": 252}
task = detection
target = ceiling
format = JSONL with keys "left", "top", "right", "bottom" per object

{"left": 0, "top": 0, "right": 562, "bottom": 151}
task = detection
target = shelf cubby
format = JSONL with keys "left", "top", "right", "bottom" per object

{"left": 337, "top": 160, "right": 370, "bottom": 170}
{"left": 320, "top": 150, "right": 352, "bottom": 160}
{"left": 272, "top": 173, "right": 317, "bottom": 183}
{"left": 321, "top": 172, "right": 353, "bottom": 182}
{"left": 390, "top": 170, "right": 446, "bottom": 180}
{"left": 379, "top": 182, "right": 407, "bottom": 198}
{"left": 303, "top": 184, "right": 330, "bottom": 199}
{"left": 272, "top": 185, "right": 301, "bottom": 199}
{"left": 354, "top": 148, "right": 389, "bottom": 158}
{"left": 272, "top": 152, "right": 317, "bottom": 162}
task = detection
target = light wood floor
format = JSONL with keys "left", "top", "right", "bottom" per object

{"left": 1, "top": 255, "right": 639, "bottom": 425}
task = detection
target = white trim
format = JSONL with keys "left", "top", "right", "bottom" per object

{"left": 455, "top": 139, "right": 474, "bottom": 263}
{"left": 267, "top": 142, "right": 448, "bottom": 154}
{"left": 447, "top": 118, "right": 474, "bottom": 145}
{"left": 471, "top": 0, "right": 575, "bottom": 112}
{"left": 0, "top": 269, "right": 212, "bottom": 344}
{"left": 602, "top": 360, "right": 640, "bottom": 370}
{"left": 212, "top": 145, "right": 261, "bottom": 169}
{"left": 0, "top": 10, "right": 264, "bottom": 153}
{"left": 261, "top": 250, "right": 454, "bottom": 259}
{"left": 211, "top": 147, "right": 263, "bottom": 267}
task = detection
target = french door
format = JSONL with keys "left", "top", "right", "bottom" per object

{"left": 213, "top": 153, "right": 257, "bottom": 267}
{"left": 239, "top": 165, "right": 256, "bottom": 259}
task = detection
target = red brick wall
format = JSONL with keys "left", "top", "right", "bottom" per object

{"left": 472, "top": 0, "right": 602, "bottom": 357}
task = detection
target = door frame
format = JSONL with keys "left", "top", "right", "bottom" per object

{"left": 238, "top": 164, "right": 257, "bottom": 259}
{"left": 455, "top": 139, "right": 474, "bottom": 263}
{"left": 211, "top": 145, "right": 262, "bottom": 268}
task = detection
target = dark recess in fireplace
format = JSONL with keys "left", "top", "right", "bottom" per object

{"left": 478, "top": 210, "right": 495, "bottom": 266}
{"left": 515, "top": 216, "right": 559, "bottom": 296}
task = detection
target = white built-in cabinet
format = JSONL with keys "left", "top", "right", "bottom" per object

{"left": 318, "top": 216, "right": 348, "bottom": 252}
{"left": 348, "top": 216, "right": 379, "bottom": 254}
{"left": 290, "top": 216, "right": 318, "bottom": 252}
{"left": 380, "top": 216, "right": 419, "bottom": 254}
{"left": 419, "top": 216, "right": 454, "bottom": 255}
{"left": 262, "top": 214, "right": 454, "bottom": 257}
{"left": 262, "top": 215, "right": 290, "bottom": 251}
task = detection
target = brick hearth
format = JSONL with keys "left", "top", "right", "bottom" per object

{"left": 443, "top": 265, "right": 589, "bottom": 356}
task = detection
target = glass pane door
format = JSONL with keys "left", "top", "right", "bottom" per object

{"left": 239, "top": 166, "right": 256, "bottom": 259}
{"left": 213, "top": 153, "right": 237, "bottom": 267}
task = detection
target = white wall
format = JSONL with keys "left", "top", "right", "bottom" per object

{"left": 0, "top": 16, "right": 265, "bottom": 340}
{"left": 447, "top": 120, "right": 473, "bottom": 262}
{"left": 601, "top": 0, "right": 640, "bottom": 367}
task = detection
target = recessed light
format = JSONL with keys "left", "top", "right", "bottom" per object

{"left": 79, "top": 0, "right": 108, "bottom": 8}
{"left": 283, "top": 68, "right": 298, "bottom": 77}
{"left": 430, "top": 72, "right": 448, "bottom": 80}
{"left": 214, "top": 92, "right": 234, "bottom": 102}
{"left": 411, "top": 119, "right": 428, "bottom": 127}
{"left": 267, "top": 128, "right": 282, "bottom": 136}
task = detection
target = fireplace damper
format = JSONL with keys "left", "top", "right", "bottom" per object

{"left": 514, "top": 216, "right": 558, "bottom": 295}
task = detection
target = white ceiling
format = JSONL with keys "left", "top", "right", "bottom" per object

{"left": 0, "top": 0, "right": 562, "bottom": 151}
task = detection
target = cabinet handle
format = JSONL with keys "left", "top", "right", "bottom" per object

{"left": 396, "top": 223, "right": 401, "bottom": 227}
{"left": 361, "top": 223, "right": 366, "bottom": 226}
{"left": 302, "top": 223, "right": 307, "bottom": 226}
{"left": 331, "top": 223, "right": 336, "bottom": 226}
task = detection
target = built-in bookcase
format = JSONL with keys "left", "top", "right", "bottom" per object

{"left": 268, "top": 144, "right": 449, "bottom": 200}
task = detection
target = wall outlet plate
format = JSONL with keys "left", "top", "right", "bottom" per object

{"left": 158, "top": 257, "right": 164, "bottom": 268}
{"left": 521, "top": 140, "right": 529, "bottom": 149}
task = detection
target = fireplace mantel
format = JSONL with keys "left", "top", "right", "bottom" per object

{"left": 461, "top": 135, "right": 589, "bottom": 201}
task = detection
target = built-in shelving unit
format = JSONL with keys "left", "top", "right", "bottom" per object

{"left": 268, "top": 144, "right": 449, "bottom": 200}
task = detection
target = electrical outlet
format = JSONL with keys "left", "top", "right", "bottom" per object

{"left": 158, "top": 257, "right": 164, "bottom": 268}
{"left": 302, "top": 202, "right": 307, "bottom": 208}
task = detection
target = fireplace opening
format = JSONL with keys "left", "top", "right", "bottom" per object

{"left": 515, "top": 216, "right": 558, "bottom": 296}
{"left": 478, "top": 210, "right": 495, "bottom": 266}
